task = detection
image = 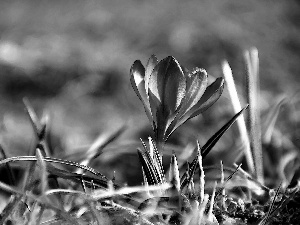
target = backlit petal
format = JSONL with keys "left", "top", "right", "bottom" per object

{"left": 189, "top": 77, "right": 224, "bottom": 118}
{"left": 145, "top": 55, "right": 158, "bottom": 95}
{"left": 165, "top": 68, "right": 207, "bottom": 140}
{"left": 130, "top": 60, "right": 153, "bottom": 126}
{"left": 165, "top": 77, "right": 224, "bottom": 140}
{"left": 148, "top": 56, "right": 186, "bottom": 114}
{"left": 180, "top": 68, "right": 208, "bottom": 115}
{"left": 148, "top": 56, "right": 186, "bottom": 141}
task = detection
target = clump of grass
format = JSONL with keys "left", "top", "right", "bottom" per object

{"left": 0, "top": 51, "right": 299, "bottom": 224}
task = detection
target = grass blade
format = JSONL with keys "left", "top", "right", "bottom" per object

{"left": 222, "top": 60, "right": 254, "bottom": 173}
{"left": 149, "top": 137, "right": 165, "bottom": 183}
{"left": 23, "top": 97, "right": 42, "bottom": 136}
{"left": 169, "top": 153, "right": 180, "bottom": 192}
{"left": 0, "top": 145, "right": 16, "bottom": 186}
{"left": 245, "top": 48, "right": 264, "bottom": 184}
{"left": 262, "top": 96, "right": 286, "bottom": 144}
{"left": 207, "top": 181, "right": 217, "bottom": 222}
{"left": 181, "top": 146, "right": 200, "bottom": 191}
{"left": 0, "top": 195, "right": 23, "bottom": 224}
{"left": 137, "top": 149, "right": 158, "bottom": 185}
{"left": 36, "top": 147, "right": 48, "bottom": 196}
{"left": 220, "top": 160, "right": 226, "bottom": 210}
{"left": 76, "top": 125, "right": 126, "bottom": 173}
{"left": 201, "top": 105, "right": 249, "bottom": 158}
{"left": 198, "top": 141, "right": 205, "bottom": 203}
{"left": 258, "top": 183, "right": 282, "bottom": 225}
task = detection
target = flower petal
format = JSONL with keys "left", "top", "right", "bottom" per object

{"left": 189, "top": 77, "right": 225, "bottom": 118}
{"left": 145, "top": 55, "right": 158, "bottom": 95}
{"left": 130, "top": 60, "right": 153, "bottom": 126}
{"left": 148, "top": 56, "right": 186, "bottom": 115}
{"left": 130, "top": 60, "right": 145, "bottom": 100}
{"left": 148, "top": 56, "right": 186, "bottom": 141}
{"left": 163, "top": 57, "right": 186, "bottom": 113}
{"left": 165, "top": 68, "right": 207, "bottom": 140}
{"left": 165, "top": 77, "right": 224, "bottom": 140}
{"left": 179, "top": 68, "right": 208, "bottom": 116}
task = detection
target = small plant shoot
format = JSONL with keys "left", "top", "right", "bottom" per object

{"left": 0, "top": 51, "right": 299, "bottom": 225}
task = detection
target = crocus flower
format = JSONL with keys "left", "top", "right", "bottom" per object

{"left": 130, "top": 55, "right": 224, "bottom": 143}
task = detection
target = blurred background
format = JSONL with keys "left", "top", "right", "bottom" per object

{"left": 0, "top": 0, "right": 299, "bottom": 186}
